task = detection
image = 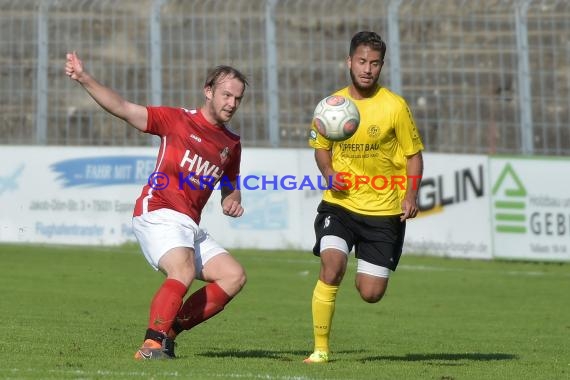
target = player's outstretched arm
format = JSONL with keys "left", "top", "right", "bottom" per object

{"left": 65, "top": 52, "right": 148, "bottom": 132}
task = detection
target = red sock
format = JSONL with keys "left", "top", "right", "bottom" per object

{"left": 174, "top": 282, "right": 231, "bottom": 333}
{"left": 148, "top": 279, "right": 188, "bottom": 336}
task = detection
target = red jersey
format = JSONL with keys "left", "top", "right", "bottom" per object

{"left": 133, "top": 106, "right": 241, "bottom": 224}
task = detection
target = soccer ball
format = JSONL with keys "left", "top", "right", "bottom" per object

{"left": 312, "top": 95, "right": 360, "bottom": 141}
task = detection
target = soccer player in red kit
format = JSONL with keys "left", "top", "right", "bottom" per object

{"left": 66, "top": 52, "right": 248, "bottom": 360}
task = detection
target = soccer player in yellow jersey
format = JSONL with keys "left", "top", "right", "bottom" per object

{"left": 305, "top": 31, "right": 424, "bottom": 363}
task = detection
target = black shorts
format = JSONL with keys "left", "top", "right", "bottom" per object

{"left": 312, "top": 201, "right": 406, "bottom": 271}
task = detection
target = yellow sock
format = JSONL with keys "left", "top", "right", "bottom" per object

{"left": 311, "top": 280, "right": 339, "bottom": 353}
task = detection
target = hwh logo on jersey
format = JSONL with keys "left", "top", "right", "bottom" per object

{"left": 179, "top": 149, "right": 224, "bottom": 180}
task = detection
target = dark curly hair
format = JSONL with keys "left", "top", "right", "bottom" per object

{"left": 349, "top": 31, "right": 386, "bottom": 62}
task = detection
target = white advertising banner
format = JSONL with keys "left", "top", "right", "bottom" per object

{"left": 490, "top": 157, "right": 570, "bottom": 261}
{"left": 403, "top": 153, "right": 492, "bottom": 259}
{"left": 0, "top": 146, "right": 568, "bottom": 262}
{"left": 0, "top": 146, "right": 154, "bottom": 245}
{"left": 0, "top": 146, "right": 322, "bottom": 250}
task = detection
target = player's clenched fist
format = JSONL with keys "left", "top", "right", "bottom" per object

{"left": 222, "top": 199, "right": 244, "bottom": 218}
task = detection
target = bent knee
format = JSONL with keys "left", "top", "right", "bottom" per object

{"left": 321, "top": 271, "right": 344, "bottom": 285}
{"left": 221, "top": 268, "right": 247, "bottom": 297}
{"left": 235, "top": 269, "right": 247, "bottom": 289}
{"left": 355, "top": 271, "right": 389, "bottom": 303}
{"left": 320, "top": 264, "right": 346, "bottom": 285}
{"left": 359, "top": 290, "right": 385, "bottom": 303}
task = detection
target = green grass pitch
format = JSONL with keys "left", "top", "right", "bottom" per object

{"left": 0, "top": 243, "right": 568, "bottom": 379}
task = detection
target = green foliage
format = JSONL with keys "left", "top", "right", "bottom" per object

{"left": 0, "top": 244, "right": 568, "bottom": 379}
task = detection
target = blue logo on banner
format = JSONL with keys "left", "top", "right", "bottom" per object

{"left": 0, "top": 163, "right": 24, "bottom": 195}
{"left": 51, "top": 156, "right": 156, "bottom": 187}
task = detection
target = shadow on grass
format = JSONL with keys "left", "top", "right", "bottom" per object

{"left": 362, "top": 352, "right": 517, "bottom": 362}
{"left": 196, "top": 349, "right": 516, "bottom": 364}
{"left": 196, "top": 348, "right": 365, "bottom": 361}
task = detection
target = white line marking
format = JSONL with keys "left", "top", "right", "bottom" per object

{"left": 0, "top": 368, "right": 319, "bottom": 380}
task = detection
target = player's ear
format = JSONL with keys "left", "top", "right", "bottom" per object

{"left": 204, "top": 85, "right": 213, "bottom": 101}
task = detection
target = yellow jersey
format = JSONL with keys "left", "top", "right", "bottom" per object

{"left": 309, "top": 86, "right": 424, "bottom": 216}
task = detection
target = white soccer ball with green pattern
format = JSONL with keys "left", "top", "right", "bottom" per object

{"left": 313, "top": 95, "right": 360, "bottom": 141}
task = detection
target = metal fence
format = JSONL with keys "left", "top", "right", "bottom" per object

{"left": 0, "top": 0, "right": 568, "bottom": 155}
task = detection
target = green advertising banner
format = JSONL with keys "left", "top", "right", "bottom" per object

{"left": 490, "top": 156, "right": 570, "bottom": 261}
